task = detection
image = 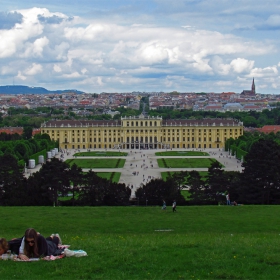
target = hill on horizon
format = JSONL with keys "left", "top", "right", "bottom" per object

{"left": 0, "top": 85, "right": 84, "bottom": 94}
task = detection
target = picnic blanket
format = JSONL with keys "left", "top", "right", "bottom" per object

{"left": 8, "top": 245, "right": 87, "bottom": 261}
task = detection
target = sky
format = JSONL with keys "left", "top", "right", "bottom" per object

{"left": 1, "top": 0, "right": 280, "bottom": 94}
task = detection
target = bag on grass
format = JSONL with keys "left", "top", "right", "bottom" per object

{"left": 64, "top": 248, "right": 87, "bottom": 257}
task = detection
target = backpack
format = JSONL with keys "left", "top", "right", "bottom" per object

{"left": 8, "top": 237, "right": 23, "bottom": 255}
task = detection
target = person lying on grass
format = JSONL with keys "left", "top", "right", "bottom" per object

{"left": 19, "top": 228, "right": 63, "bottom": 261}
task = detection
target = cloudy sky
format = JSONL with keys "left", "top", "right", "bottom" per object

{"left": 1, "top": 0, "right": 280, "bottom": 94}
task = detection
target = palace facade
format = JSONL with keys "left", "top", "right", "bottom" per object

{"left": 41, "top": 115, "right": 243, "bottom": 150}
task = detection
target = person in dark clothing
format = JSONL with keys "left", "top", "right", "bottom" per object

{"left": 19, "top": 228, "right": 61, "bottom": 261}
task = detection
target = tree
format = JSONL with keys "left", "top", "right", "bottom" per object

{"left": 187, "top": 171, "right": 206, "bottom": 204}
{"left": 102, "top": 182, "right": 131, "bottom": 206}
{"left": 37, "top": 158, "right": 71, "bottom": 206}
{"left": 240, "top": 139, "right": 280, "bottom": 204}
{"left": 68, "top": 163, "right": 84, "bottom": 205}
{"left": 22, "top": 126, "right": 33, "bottom": 140}
{"left": 0, "top": 154, "right": 27, "bottom": 205}
{"left": 135, "top": 178, "right": 185, "bottom": 206}
{"left": 171, "top": 171, "right": 189, "bottom": 190}
{"left": 79, "top": 170, "right": 107, "bottom": 206}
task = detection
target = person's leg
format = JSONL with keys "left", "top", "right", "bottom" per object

{"left": 46, "top": 236, "right": 59, "bottom": 246}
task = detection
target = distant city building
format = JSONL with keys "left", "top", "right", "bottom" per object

{"left": 0, "top": 127, "right": 23, "bottom": 135}
{"left": 241, "top": 78, "right": 256, "bottom": 96}
{"left": 256, "top": 125, "right": 280, "bottom": 134}
{"left": 41, "top": 115, "right": 244, "bottom": 150}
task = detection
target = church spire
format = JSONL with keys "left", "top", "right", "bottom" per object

{"left": 251, "top": 78, "right": 255, "bottom": 94}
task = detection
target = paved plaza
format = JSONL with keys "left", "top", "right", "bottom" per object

{"left": 25, "top": 148, "right": 243, "bottom": 197}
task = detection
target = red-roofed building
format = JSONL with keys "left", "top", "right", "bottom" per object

{"left": 0, "top": 127, "right": 23, "bottom": 135}
{"left": 256, "top": 125, "right": 280, "bottom": 134}
{"left": 32, "top": 128, "right": 41, "bottom": 136}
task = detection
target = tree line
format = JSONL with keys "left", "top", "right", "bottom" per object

{"left": 1, "top": 138, "right": 280, "bottom": 206}
{"left": 136, "top": 138, "right": 280, "bottom": 206}
{"left": 0, "top": 133, "right": 57, "bottom": 164}
{"left": 0, "top": 155, "right": 131, "bottom": 207}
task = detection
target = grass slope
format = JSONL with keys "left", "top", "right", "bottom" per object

{"left": 1, "top": 206, "right": 280, "bottom": 279}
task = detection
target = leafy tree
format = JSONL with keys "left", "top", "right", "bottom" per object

{"left": 0, "top": 154, "right": 26, "bottom": 205}
{"left": 240, "top": 139, "right": 280, "bottom": 204}
{"left": 204, "top": 161, "right": 230, "bottom": 204}
{"left": 135, "top": 178, "right": 185, "bottom": 206}
{"left": 37, "top": 158, "right": 71, "bottom": 206}
{"left": 79, "top": 170, "right": 109, "bottom": 206}
{"left": 102, "top": 183, "right": 131, "bottom": 206}
{"left": 187, "top": 171, "right": 206, "bottom": 204}
{"left": 68, "top": 163, "right": 84, "bottom": 205}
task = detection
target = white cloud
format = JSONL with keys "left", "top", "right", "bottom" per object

{"left": 62, "top": 72, "right": 81, "bottom": 78}
{"left": 25, "top": 63, "right": 43, "bottom": 75}
{"left": 53, "top": 64, "right": 62, "bottom": 72}
{"left": 16, "top": 71, "right": 26, "bottom": 80}
{"left": 0, "top": 5, "right": 279, "bottom": 93}
{"left": 249, "top": 66, "right": 278, "bottom": 78}
{"left": 33, "top": 36, "right": 49, "bottom": 56}
{"left": 230, "top": 58, "right": 254, "bottom": 73}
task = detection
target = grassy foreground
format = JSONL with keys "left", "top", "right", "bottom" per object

{"left": 1, "top": 206, "right": 280, "bottom": 279}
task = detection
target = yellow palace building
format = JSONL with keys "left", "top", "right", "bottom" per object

{"left": 41, "top": 115, "right": 243, "bottom": 150}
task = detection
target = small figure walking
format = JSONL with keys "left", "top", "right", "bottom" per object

{"left": 162, "top": 200, "right": 166, "bottom": 210}
{"left": 226, "top": 193, "right": 231, "bottom": 205}
{"left": 172, "top": 200, "right": 177, "bottom": 212}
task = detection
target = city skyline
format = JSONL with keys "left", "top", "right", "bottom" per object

{"left": 1, "top": 1, "right": 280, "bottom": 94}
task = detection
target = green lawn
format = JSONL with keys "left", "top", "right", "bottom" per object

{"left": 1, "top": 206, "right": 280, "bottom": 279}
{"left": 74, "top": 151, "right": 128, "bottom": 157}
{"left": 157, "top": 158, "right": 221, "bottom": 168}
{"left": 96, "top": 172, "right": 121, "bottom": 183}
{"left": 161, "top": 171, "right": 208, "bottom": 182}
{"left": 65, "top": 158, "right": 125, "bottom": 168}
{"left": 155, "top": 151, "right": 209, "bottom": 156}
